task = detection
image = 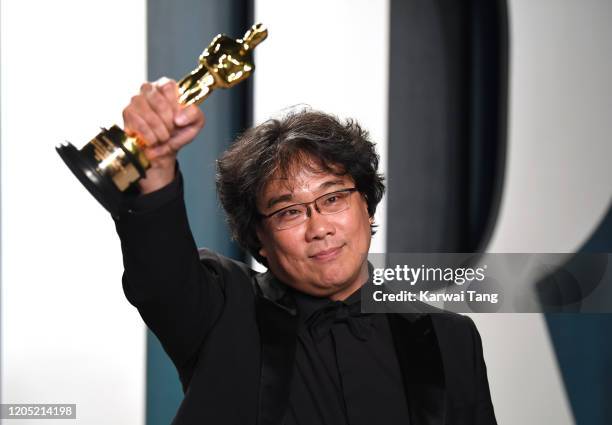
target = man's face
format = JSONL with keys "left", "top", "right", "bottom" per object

{"left": 256, "top": 162, "right": 372, "bottom": 300}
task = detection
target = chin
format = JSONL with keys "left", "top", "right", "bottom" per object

{"left": 313, "top": 266, "right": 356, "bottom": 291}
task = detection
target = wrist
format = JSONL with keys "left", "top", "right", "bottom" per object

{"left": 138, "top": 168, "right": 176, "bottom": 194}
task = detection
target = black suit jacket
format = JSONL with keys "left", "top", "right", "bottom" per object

{"left": 115, "top": 184, "right": 497, "bottom": 425}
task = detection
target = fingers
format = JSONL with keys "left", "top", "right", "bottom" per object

{"left": 123, "top": 91, "right": 168, "bottom": 145}
{"left": 122, "top": 78, "right": 204, "bottom": 165}
{"left": 145, "top": 142, "right": 175, "bottom": 161}
{"left": 137, "top": 83, "right": 170, "bottom": 141}
{"left": 170, "top": 105, "right": 205, "bottom": 149}
{"left": 122, "top": 78, "right": 180, "bottom": 145}
{"left": 174, "top": 104, "right": 204, "bottom": 127}
{"left": 143, "top": 82, "right": 174, "bottom": 134}
{"left": 123, "top": 108, "right": 157, "bottom": 145}
{"left": 168, "top": 125, "right": 201, "bottom": 151}
{"left": 145, "top": 108, "right": 205, "bottom": 161}
{"left": 156, "top": 78, "right": 180, "bottom": 115}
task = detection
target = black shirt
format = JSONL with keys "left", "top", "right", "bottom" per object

{"left": 286, "top": 287, "right": 411, "bottom": 425}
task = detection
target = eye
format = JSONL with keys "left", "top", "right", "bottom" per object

{"left": 324, "top": 192, "right": 347, "bottom": 204}
{"left": 276, "top": 208, "right": 303, "bottom": 220}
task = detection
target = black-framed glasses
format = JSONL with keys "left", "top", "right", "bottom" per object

{"left": 259, "top": 188, "right": 358, "bottom": 230}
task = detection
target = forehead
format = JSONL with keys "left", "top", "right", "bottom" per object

{"left": 258, "top": 164, "right": 354, "bottom": 208}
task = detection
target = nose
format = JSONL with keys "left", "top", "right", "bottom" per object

{"left": 304, "top": 205, "right": 336, "bottom": 241}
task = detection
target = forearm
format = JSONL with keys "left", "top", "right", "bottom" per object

{"left": 115, "top": 172, "right": 196, "bottom": 299}
{"left": 114, "top": 171, "right": 224, "bottom": 367}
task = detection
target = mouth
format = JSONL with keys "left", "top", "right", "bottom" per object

{"left": 310, "top": 244, "right": 345, "bottom": 261}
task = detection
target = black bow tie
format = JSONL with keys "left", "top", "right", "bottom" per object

{"left": 306, "top": 301, "right": 374, "bottom": 341}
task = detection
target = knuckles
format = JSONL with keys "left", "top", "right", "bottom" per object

{"left": 159, "top": 79, "right": 177, "bottom": 92}
{"left": 140, "top": 82, "right": 153, "bottom": 93}
{"left": 123, "top": 80, "right": 204, "bottom": 151}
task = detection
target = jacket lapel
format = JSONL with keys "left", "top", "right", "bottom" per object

{"left": 387, "top": 313, "right": 447, "bottom": 425}
{"left": 253, "top": 269, "right": 448, "bottom": 425}
{"left": 254, "top": 271, "right": 299, "bottom": 425}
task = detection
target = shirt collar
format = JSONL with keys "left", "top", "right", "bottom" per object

{"left": 291, "top": 261, "right": 373, "bottom": 323}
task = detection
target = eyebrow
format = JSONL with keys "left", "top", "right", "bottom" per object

{"left": 266, "top": 179, "right": 348, "bottom": 209}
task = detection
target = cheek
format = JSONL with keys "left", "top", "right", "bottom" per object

{"left": 265, "top": 229, "right": 306, "bottom": 262}
{"left": 346, "top": 206, "right": 372, "bottom": 245}
{"left": 278, "top": 235, "right": 304, "bottom": 257}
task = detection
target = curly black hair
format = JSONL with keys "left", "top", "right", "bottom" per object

{"left": 216, "top": 109, "right": 385, "bottom": 266}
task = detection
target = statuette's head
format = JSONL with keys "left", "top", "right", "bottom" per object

{"left": 200, "top": 23, "right": 268, "bottom": 88}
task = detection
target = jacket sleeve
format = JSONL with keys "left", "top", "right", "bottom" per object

{"left": 113, "top": 172, "right": 226, "bottom": 370}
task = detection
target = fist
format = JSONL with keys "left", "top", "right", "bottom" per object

{"left": 122, "top": 77, "right": 205, "bottom": 194}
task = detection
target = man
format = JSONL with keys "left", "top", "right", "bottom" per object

{"left": 115, "top": 79, "right": 497, "bottom": 425}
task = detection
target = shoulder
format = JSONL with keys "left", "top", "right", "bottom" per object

{"left": 197, "top": 248, "right": 260, "bottom": 291}
{"left": 401, "top": 301, "right": 479, "bottom": 337}
{"left": 429, "top": 312, "right": 482, "bottom": 349}
{"left": 198, "top": 247, "right": 253, "bottom": 273}
{"left": 430, "top": 311, "right": 477, "bottom": 330}
{"left": 427, "top": 313, "right": 487, "bottom": 371}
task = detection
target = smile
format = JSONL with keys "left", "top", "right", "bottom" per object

{"left": 310, "top": 245, "right": 344, "bottom": 262}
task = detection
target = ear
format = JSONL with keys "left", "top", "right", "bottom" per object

{"left": 359, "top": 193, "right": 370, "bottom": 214}
{"left": 255, "top": 225, "right": 268, "bottom": 258}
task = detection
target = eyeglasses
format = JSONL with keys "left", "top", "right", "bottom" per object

{"left": 259, "top": 188, "right": 358, "bottom": 230}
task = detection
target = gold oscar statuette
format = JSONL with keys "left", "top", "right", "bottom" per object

{"left": 56, "top": 23, "right": 267, "bottom": 214}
